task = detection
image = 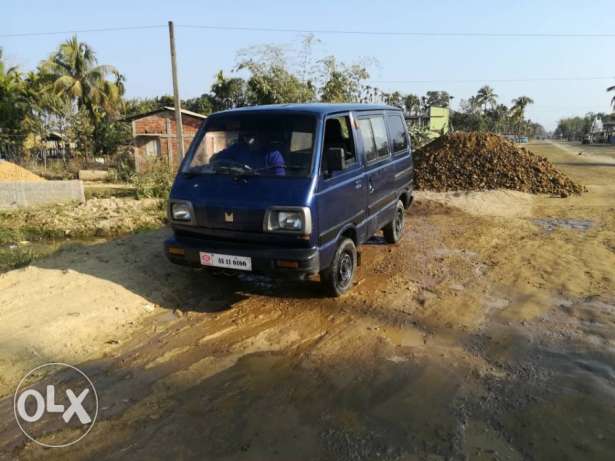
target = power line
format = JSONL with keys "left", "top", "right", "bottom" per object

{"left": 0, "top": 25, "right": 166, "bottom": 38}
{"left": 177, "top": 24, "right": 615, "bottom": 38}
{"left": 2, "top": 23, "right": 615, "bottom": 38}
{"left": 369, "top": 76, "right": 615, "bottom": 84}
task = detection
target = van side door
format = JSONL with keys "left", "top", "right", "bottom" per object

{"left": 316, "top": 113, "right": 366, "bottom": 259}
{"left": 356, "top": 113, "right": 395, "bottom": 235}
{"left": 386, "top": 111, "right": 413, "bottom": 199}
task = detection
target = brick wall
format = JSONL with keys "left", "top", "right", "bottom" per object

{"left": 132, "top": 110, "right": 205, "bottom": 173}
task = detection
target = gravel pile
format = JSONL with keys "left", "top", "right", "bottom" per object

{"left": 0, "top": 160, "right": 44, "bottom": 182}
{"left": 413, "top": 132, "right": 585, "bottom": 196}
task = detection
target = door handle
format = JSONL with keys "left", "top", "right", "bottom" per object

{"left": 354, "top": 180, "right": 363, "bottom": 189}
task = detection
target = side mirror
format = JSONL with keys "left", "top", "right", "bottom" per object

{"left": 324, "top": 147, "right": 345, "bottom": 173}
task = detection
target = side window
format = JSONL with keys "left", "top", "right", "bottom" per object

{"left": 388, "top": 115, "right": 409, "bottom": 153}
{"left": 371, "top": 116, "right": 389, "bottom": 159}
{"left": 358, "top": 115, "right": 390, "bottom": 163}
{"left": 322, "top": 115, "right": 357, "bottom": 175}
{"left": 358, "top": 118, "right": 377, "bottom": 162}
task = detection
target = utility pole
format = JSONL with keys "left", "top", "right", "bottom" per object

{"left": 168, "top": 21, "right": 185, "bottom": 161}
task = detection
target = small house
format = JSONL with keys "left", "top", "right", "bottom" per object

{"left": 124, "top": 107, "right": 206, "bottom": 172}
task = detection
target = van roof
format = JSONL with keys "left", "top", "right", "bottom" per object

{"left": 214, "top": 103, "right": 401, "bottom": 116}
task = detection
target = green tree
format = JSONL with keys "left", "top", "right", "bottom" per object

{"left": 0, "top": 50, "right": 28, "bottom": 134}
{"left": 424, "top": 91, "right": 452, "bottom": 108}
{"left": 403, "top": 94, "right": 421, "bottom": 115}
{"left": 510, "top": 96, "right": 534, "bottom": 134}
{"left": 209, "top": 71, "right": 246, "bottom": 110}
{"left": 40, "top": 36, "right": 125, "bottom": 156}
{"left": 319, "top": 56, "right": 370, "bottom": 103}
{"left": 124, "top": 96, "right": 175, "bottom": 117}
{"left": 383, "top": 91, "right": 404, "bottom": 109}
{"left": 236, "top": 44, "right": 314, "bottom": 105}
{"left": 476, "top": 85, "right": 498, "bottom": 112}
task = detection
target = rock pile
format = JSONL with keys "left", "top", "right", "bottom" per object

{"left": 413, "top": 132, "right": 585, "bottom": 196}
{"left": 0, "top": 160, "right": 44, "bottom": 182}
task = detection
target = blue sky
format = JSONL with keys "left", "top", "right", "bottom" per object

{"left": 4, "top": 0, "right": 614, "bottom": 130}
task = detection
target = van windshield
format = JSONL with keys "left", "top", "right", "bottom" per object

{"left": 183, "top": 113, "right": 316, "bottom": 177}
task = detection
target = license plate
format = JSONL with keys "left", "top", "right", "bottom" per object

{"left": 199, "top": 252, "right": 252, "bottom": 271}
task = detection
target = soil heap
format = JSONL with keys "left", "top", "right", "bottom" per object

{"left": 0, "top": 160, "right": 44, "bottom": 182}
{"left": 413, "top": 132, "right": 584, "bottom": 196}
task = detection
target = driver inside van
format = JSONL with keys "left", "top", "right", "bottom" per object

{"left": 212, "top": 131, "right": 286, "bottom": 176}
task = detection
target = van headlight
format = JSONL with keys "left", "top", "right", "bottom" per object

{"left": 264, "top": 207, "right": 312, "bottom": 235}
{"left": 170, "top": 201, "right": 194, "bottom": 222}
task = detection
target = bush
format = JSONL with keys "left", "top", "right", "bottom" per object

{"left": 108, "top": 148, "right": 135, "bottom": 183}
{"left": 130, "top": 160, "right": 174, "bottom": 199}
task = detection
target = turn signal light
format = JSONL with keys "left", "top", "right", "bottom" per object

{"left": 276, "top": 260, "right": 299, "bottom": 269}
{"left": 168, "top": 246, "right": 185, "bottom": 256}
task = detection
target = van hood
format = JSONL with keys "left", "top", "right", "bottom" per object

{"left": 170, "top": 174, "right": 313, "bottom": 232}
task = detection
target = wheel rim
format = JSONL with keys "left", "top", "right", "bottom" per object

{"left": 336, "top": 251, "right": 353, "bottom": 289}
{"left": 394, "top": 207, "right": 404, "bottom": 237}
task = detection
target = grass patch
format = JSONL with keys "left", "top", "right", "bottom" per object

{"left": 0, "top": 197, "right": 167, "bottom": 272}
{"left": 84, "top": 185, "right": 136, "bottom": 200}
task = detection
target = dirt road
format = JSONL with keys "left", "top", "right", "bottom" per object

{"left": 1, "top": 141, "right": 614, "bottom": 460}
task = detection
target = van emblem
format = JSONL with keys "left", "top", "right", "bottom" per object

{"left": 224, "top": 211, "right": 234, "bottom": 223}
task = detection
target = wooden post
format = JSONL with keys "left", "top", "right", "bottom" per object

{"left": 168, "top": 21, "right": 185, "bottom": 163}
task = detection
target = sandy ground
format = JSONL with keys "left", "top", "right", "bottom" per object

{"left": 1, "top": 141, "right": 615, "bottom": 460}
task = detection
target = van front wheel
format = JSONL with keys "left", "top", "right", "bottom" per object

{"left": 383, "top": 200, "right": 405, "bottom": 244}
{"left": 321, "top": 238, "right": 357, "bottom": 297}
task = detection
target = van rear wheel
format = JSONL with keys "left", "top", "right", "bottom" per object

{"left": 321, "top": 238, "right": 357, "bottom": 297}
{"left": 383, "top": 200, "right": 405, "bottom": 244}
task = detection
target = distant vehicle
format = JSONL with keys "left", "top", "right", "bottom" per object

{"left": 164, "top": 104, "right": 414, "bottom": 296}
{"left": 503, "top": 134, "right": 528, "bottom": 143}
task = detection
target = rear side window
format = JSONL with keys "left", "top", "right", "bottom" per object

{"left": 358, "top": 115, "right": 390, "bottom": 163}
{"left": 388, "top": 115, "right": 409, "bottom": 153}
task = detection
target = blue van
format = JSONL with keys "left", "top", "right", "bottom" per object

{"left": 165, "top": 104, "right": 413, "bottom": 296}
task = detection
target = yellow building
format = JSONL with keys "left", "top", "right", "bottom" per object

{"left": 427, "top": 107, "right": 450, "bottom": 138}
{"left": 406, "top": 106, "right": 450, "bottom": 139}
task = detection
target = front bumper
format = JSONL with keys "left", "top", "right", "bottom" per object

{"left": 164, "top": 234, "right": 320, "bottom": 276}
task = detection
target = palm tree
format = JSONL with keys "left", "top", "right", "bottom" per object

{"left": 476, "top": 85, "right": 498, "bottom": 112}
{"left": 0, "top": 49, "right": 31, "bottom": 136}
{"left": 40, "top": 36, "right": 125, "bottom": 155}
{"left": 42, "top": 36, "right": 123, "bottom": 116}
{"left": 608, "top": 84, "right": 615, "bottom": 108}
{"left": 403, "top": 94, "right": 421, "bottom": 116}
{"left": 510, "top": 96, "right": 534, "bottom": 135}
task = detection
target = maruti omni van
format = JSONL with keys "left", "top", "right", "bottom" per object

{"left": 165, "top": 103, "right": 413, "bottom": 296}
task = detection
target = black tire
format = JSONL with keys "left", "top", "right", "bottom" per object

{"left": 321, "top": 238, "right": 357, "bottom": 297}
{"left": 383, "top": 200, "right": 405, "bottom": 244}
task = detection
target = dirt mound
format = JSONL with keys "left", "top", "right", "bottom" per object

{"left": 413, "top": 132, "right": 584, "bottom": 196}
{"left": 0, "top": 197, "right": 165, "bottom": 244}
{"left": 0, "top": 160, "right": 44, "bottom": 182}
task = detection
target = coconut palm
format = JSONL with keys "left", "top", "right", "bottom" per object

{"left": 510, "top": 96, "right": 534, "bottom": 134}
{"left": 476, "top": 85, "right": 498, "bottom": 112}
{"left": 511, "top": 96, "right": 534, "bottom": 118}
{"left": 0, "top": 49, "right": 31, "bottom": 135}
{"left": 41, "top": 36, "right": 124, "bottom": 122}
{"left": 40, "top": 36, "right": 125, "bottom": 156}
